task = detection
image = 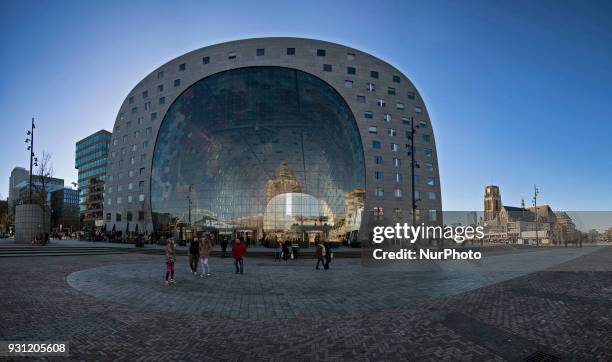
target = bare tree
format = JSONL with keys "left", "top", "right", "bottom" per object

{"left": 32, "top": 151, "right": 54, "bottom": 244}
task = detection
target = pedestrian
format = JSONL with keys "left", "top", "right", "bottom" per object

{"left": 275, "top": 239, "right": 283, "bottom": 261}
{"left": 199, "top": 234, "right": 213, "bottom": 277}
{"left": 324, "top": 241, "right": 332, "bottom": 270}
{"left": 315, "top": 238, "right": 326, "bottom": 270}
{"left": 165, "top": 238, "right": 176, "bottom": 284}
{"left": 282, "top": 240, "right": 291, "bottom": 261}
{"left": 188, "top": 235, "right": 200, "bottom": 275}
{"left": 221, "top": 236, "right": 229, "bottom": 257}
{"left": 232, "top": 236, "right": 247, "bottom": 274}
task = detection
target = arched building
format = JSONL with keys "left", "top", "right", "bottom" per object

{"left": 103, "top": 37, "right": 442, "bottom": 243}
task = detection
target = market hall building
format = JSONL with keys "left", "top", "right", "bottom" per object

{"left": 103, "top": 37, "right": 442, "bottom": 244}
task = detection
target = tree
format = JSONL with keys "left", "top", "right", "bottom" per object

{"left": 32, "top": 151, "right": 54, "bottom": 244}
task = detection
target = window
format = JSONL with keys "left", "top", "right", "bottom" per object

{"left": 127, "top": 195, "right": 133, "bottom": 203}
{"left": 377, "top": 99, "right": 386, "bottom": 107}
{"left": 256, "top": 48, "right": 265, "bottom": 56}
{"left": 374, "top": 155, "right": 383, "bottom": 164}
{"left": 122, "top": 135, "right": 128, "bottom": 142}
{"left": 128, "top": 96, "right": 134, "bottom": 104}
{"left": 402, "top": 116, "right": 412, "bottom": 125}
{"left": 140, "top": 153, "right": 146, "bottom": 161}
{"left": 142, "top": 90, "right": 148, "bottom": 98}
{"left": 388, "top": 128, "right": 397, "bottom": 136}
{"left": 159, "top": 97, "right": 165, "bottom": 105}
{"left": 144, "top": 101, "right": 151, "bottom": 110}
{"left": 414, "top": 106, "right": 422, "bottom": 113}
{"left": 151, "top": 112, "right": 157, "bottom": 121}
{"left": 372, "top": 140, "right": 381, "bottom": 149}
{"left": 395, "top": 173, "right": 402, "bottom": 182}
{"left": 387, "top": 87, "right": 396, "bottom": 95}
{"left": 383, "top": 113, "right": 391, "bottom": 122}
{"left": 374, "top": 171, "right": 384, "bottom": 180}
{"left": 158, "top": 84, "right": 164, "bottom": 92}
{"left": 286, "top": 47, "right": 295, "bottom": 55}
{"left": 368, "top": 126, "right": 378, "bottom": 134}
{"left": 344, "top": 80, "right": 353, "bottom": 88}
{"left": 203, "top": 56, "right": 210, "bottom": 64}
{"left": 146, "top": 127, "right": 152, "bottom": 135}
{"left": 370, "top": 70, "right": 379, "bottom": 79}
{"left": 116, "top": 213, "right": 122, "bottom": 222}
{"left": 414, "top": 190, "right": 421, "bottom": 200}
{"left": 394, "top": 188, "right": 403, "bottom": 198}
{"left": 106, "top": 213, "right": 111, "bottom": 221}
{"left": 373, "top": 207, "right": 384, "bottom": 220}
{"left": 394, "top": 208, "right": 403, "bottom": 220}
{"left": 364, "top": 111, "right": 373, "bottom": 119}
{"left": 425, "top": 163, "right": 433, "bottom": 172}
{"left": 424, "top": 148, "right": 433, "bottom": 157}
{"left": 131, "top": 107, "right": 137, "bottom": 114}
{"left": 428, "top": 210, "right": 437, "bottom": 222}
{"left": 116, "top": 197, "right": 122, "bottom": 205}
{"left": 393, "top": 158, "right": 401, "bottom": 167}
{"left": 139, "top": 167, "right": 145, "bottom": 176}
{"left": 143, "top": 140, "right": 149, "bottom": 148}
{"left": 128, "top": 182, "right": 133, "bottom": 190}
{"left": 179, "top": 63, "right": 186, "bottom": 71}
{"left": 428, "top": 192, "right": 436, "bottom": 200}
{"left": 347, "top": 66, "right": 356, "bottom": 75}
{"left": 393, "top": 75, "right": 401, "bottom": 83}
{"left": 228, "top": 52, "right": 236, "bottom": 60}
{"left": 139, "top": 194, "right": 145, "bottom": 202}
{"left": 407, "top": 91, "right": 415, "bottom": 100}
{"left": 375, "top": 187, "right": 384, "bottom": 197}
{"left": 427, "top": 177, "right": 436, "bottom": 186}
{"left": 419, "top": 120, "right": 428, "bottom": 128}
{"left": 367, "top": 83, "right": 375, "bottom": 92}
{"left": 413, "top": 175, "right": 420, "bottom": 184}
{"left": 317, "top": 49, "right": 326, "bottom": 56}
{"left": 133, "top": 130, "right": 140, "bottom": 138}
{"left": 323, "top": 64, "right": 332, "bottom": 72}
{"left": 127, "top": 212, "right": 133, "bottom": 222}
{"left": 396, "top": 102, "right": 405, "bottom": 110}
{"left": 139, "top": 181, "right": 145, "bottom": 192}
{"left": 422, "top": 134, "right": 431, "bottom": 142}
{"left": 128, "top": 170, "right": 134, "bottom": 178}
{"left": 137, "top": 116, "right": 144, "bottom": 125}
{"left": 347, "top": 52, "right": 355, "bottom": 60}
{"left": 174, "top": 79, "right": 181, "bottom": 87}
{"left": 157, "top": 70, "right": 164, "bottom": 79}
{"left": 390, "top": 143, "right": 399, "bottom": 152}
{"left": 356, "top": 95, "right": 366, "bottom": 103}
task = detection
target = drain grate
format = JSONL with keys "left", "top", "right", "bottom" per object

{"left": 524, "top": 351, "right": 561, "bottom": 362}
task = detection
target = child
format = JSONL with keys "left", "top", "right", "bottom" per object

{"left": 232, "top": 237, "right": 247, "bottom": 274}
{"left": 165, "top": 238, "right": 176, "bottom": 284}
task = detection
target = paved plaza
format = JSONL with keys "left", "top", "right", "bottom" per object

{"left": 1, "top": 245, "right": 611, "bottom": 360}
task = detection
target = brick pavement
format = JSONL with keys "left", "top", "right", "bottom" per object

{"left": 0, "top": 246, "right": 610, "bottom": 360}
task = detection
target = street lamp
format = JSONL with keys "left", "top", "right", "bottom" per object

{"left": 25, "top": 118, "right": 36, "bottom": 204}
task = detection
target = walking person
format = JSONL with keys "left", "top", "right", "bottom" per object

{"left": 323, "top": 241, "right": 332, "bottom": 270}
{"left": 188, "top": 235, "right": 200, "bottom": 275}
{"left": 221, "top": 236, "right": 229, "bottom": 257}
{"left": 199, "top": 234, "right": 213, "bottom": 277}
{"left": 275, "top": 239, "right": 283, "bottom": 261}
{"left": 282, "top": 240, "right": 291, "bottom": 262}
{"left": 315, "top": 238, "right": 326, "bottom": 270}
{"left": 165, "top": 238, "right": 176, "bottom": 285}
{"left": 232, "top": 237, "right": 247, "bottom": 274}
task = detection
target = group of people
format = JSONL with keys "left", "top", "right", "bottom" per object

{"left": 164, "top": 235, "right": 248, "bottom": 285}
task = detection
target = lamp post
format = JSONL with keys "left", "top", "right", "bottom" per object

{"left": 409, "top": 119, "right": 422, "bottom": 228}
{"left": 532, "top": 184, "right": 539, "bottom": 246}
{"left": 25, "top": 118, "right": 38, "bottom": 204}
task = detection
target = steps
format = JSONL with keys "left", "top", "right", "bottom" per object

{"left": 0, "top": 245, "right": 125, "bottom": 257}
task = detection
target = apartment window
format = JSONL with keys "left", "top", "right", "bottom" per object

{"left": 347, "top": 52, "right": 355, "bottom": 60}
{"left": 158, "top": 84, "right": 164, "bottom": 92}
{"left": 118, "top": 184, "right": 123, "bottom": 192}
{"left": 414, "top": 106, "right": 423, "bottom": 113}
{"left": 422, "top": 134, "right": 431, "bottom": 142}
{"left": 395, "top": 173, "right": 402, "bottom": 182}
{"left": 179, "top": 63, "right": 186, "bottom": 71}
{"left": 344, "top": 80, "right": 353, "bottom": 88}
{"left": 390, "top": 143, "right": 399, "bottom": 152}
{"left": 396, "top": 102, "right": 405, "bottom": 110}
{"left": 142, "top": 90, "right": 148, "bottom": 98}
{"left": 131, "top": 107, "right": 137, "bottom": 114}
{"left": 137, "top": 116, "right": 144, "bottom": 125}
{"left": 139, "top": 194, "right": 145, "bottom": 202}
{"left": 286, "top": 47, "right": 295, "bottom": 55}
{"left": 356, "top": 95, "right": 366, "bottom": 103}
{"left": 424, "top": 148, "right": 433, "bottom": 157}
{"left": 364, "top": 111, "right": 373, "bottom": 119}
{"left": 139, "top": 181, "right": 145, "bottom": 192}
{"left": 146, "top": 127, "right": 152, "bottom": 135}
{"left": 323, "top": 64, "right": 332, "bottom": 72}
{"left": 374, "top": 171, "right": 384, "bottom": 180}
{"left": 413, "top": 175, "right": 420, "bottom": 184}
{"left": 140, "top": 153, "right": 146, "bottom": 161}
{"left": 377, "top": 99, "right": 386, "bottom": 107}
{"left": 383, "top": 114, "right": 391, "bottom": 122}
{"left": 133, "top": 130, "right": 140, "bottom": 138}
{"left": 428, "top": 192, "right": 437, "bottom": 200}
{"left": 387, "top": 87, "right": 396, "bottom": 95}
{"left": 127, "top": 212, "right": 133, "bottom": 222}
{"left": 173, "top": 79, "right": 180, "bottom": 88}
{"left": 128, "top": 96, "right": 134, "bottom": 104}
{"left": 393, "top": 75, "right": 401, "bottom": 83}
{"left": 256, "top": 48, "right": 265, "bottom": 56}
{"left": 151, "top": 112, "right": 157, "bottom": 121}
{"left": 143, "top": 140, "right": 149, "bottom": 149}
{"left": 370, "top": 70, "right": 379, "bottom": 79}
{"left": 317, "top": 49, "right": 326, "bottom": 56}
{"left": 139, "top": 167, "right": 145, "bottom": 176}
{"left": 394, "top": 188, "right": 403, "bottom": 198}
{"left": 375, "top": 187, "right": 384, "bottom": 197}
{"left": 374, "top": 155, "right": 383, "bottom": 164}
{"left": 144, "top": 101, "right": 151, "bottom": 110}
{"left": 130, "top": 156, "right": 135, "bottom": 165}
{"left": 372, "top": 140, "right": 381, "bottom": 149}
{"left": 393, "top": 158, "right": 401, "bottom": 167}
{"left": 228, "top": 52, "right": 237, "bottom": 60}
{"left": 402, "top": 116, "right": 412, "bottom": 125}
{"left": 367, "top": 83, "right": 375, "bottom": 92}
{"left": 347, "top": 66, "right": 356, "bottom": 75}
{"left": 128, "top": 170, "right": 134, "bottom": 178}
{"left": 425, "top": 163, "right": 433, "bottom": 172}
{"left": 368, "top": 126, "right": 378, "bottom": 134}
{"left": 107, "top": 186, "right": 113, "bottom": 193}
{"left": 388, "top": 128, "right": 397, "bottom": 136}
{"left": 127, "top": 195, "right": 133, "bottom": 203}
{"left": 116, "top": 197, "right": 122, "bottom": 205}
{"left": 415, "top": 190, "right": 421, "bottom": 200}
{"left": 419, "top": 120, "right": 428, "bottom": 128}
{"left": 157, "top": 70, "right": 164, "bottom": 79}
{"left": 106, "top": 213, "right": 111, "bottom": 221}
{"left": 122, "top": 134, "right": 128, "bottom": 142}
{"left": 427, "top": 177, "right": 436, "bottom": 186}
{"left": 203, "top": 56, "right": 210, "bottom": 64}
{"left": 428, "top": 210, "right": 438, "bottom": 222}
{"left": 116, "top": 213, "right": 122, "bottom": 222}
{"left": 407, "top": 91, "right": 416, "bottom": 100}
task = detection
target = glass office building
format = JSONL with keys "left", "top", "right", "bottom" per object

{"left": 104, "top": 38, "right": 442, "bottom": 243}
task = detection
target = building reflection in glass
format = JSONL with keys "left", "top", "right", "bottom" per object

{"left": 151, "top": 66, "right": 365, "bottom": 244}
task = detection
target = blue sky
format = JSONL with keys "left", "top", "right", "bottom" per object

{"left": 0, "top": 0, "right": 610, "bottom": 211}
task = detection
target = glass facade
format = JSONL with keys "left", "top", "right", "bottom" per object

{"left": 151, "top": 66, "right": 365, "bottom": 244}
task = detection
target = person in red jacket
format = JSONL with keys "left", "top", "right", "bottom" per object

{"left": 232, "top": 236, "right": 247, "bottom": 274}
